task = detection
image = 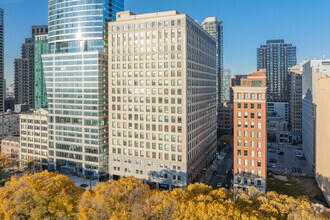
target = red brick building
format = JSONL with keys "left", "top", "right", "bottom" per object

{"left": 232, "top": 69, "right": 267, "bottom": 193}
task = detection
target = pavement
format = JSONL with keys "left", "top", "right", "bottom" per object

{"left": 65, "top": 175, "right": 100, "bottom": 190}
{"left": 208, "top": 148, "right": 233, "bottom": 189}
{"left": 197, "top": 146, "right": 234, "bottom": 190}
{"left": 267, "top": 143, "right": 314, "bottom": 177}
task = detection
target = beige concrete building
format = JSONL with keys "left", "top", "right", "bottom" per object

{"left": 314, "top": 73, "right": 330, "bottom": 206}
{"left": 20, "top": 108, "right": 49, "bottom": 169}
{"left": 108, "top": 11, "right": 217, "bottom": 189}
{"left": 1, "top": 136, "right": 20, "bottom": 159}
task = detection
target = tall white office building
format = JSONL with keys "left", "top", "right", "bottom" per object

{"left": 302, "top": 59, "right": 330, "bottom": 172}
{"left": 108, "top": 11, "right": 217, "bottom": 189}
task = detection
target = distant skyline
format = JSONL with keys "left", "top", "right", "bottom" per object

{"left": 2, "top": 0, "right": 330, "bottom": 84}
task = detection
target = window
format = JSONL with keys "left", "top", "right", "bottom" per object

{"left": 244, "top": 122, "right": 248, "bottom": 128}
{"left": 257, "top": 151, "right": 262, "bottom": 158}
{"left": 257, "top": 170, "right": 262, "bottom": 177}
{"left": 244, "top": 103, "right": 248, "bottom": 109}
{"left": 244, "top": 140, "right": 248, "bottom": 147}
{"left": 244, "top": 93, "right": 248, "bottom": 99}
{"left": 237, "top": 112, "right": 242, "bottom": 118}
{"left": 251, "top": 160, "right": 255, "bottom": 167}
{"left": 251, "top": 141, "right": 255, "bottom": 148}
{"left": 251, "top": 131, "right": 255, "bottom": 138}
{"left": 251, "top": 150, "right": 255, "bottom": 157}
{"left": 257, "top": 113, "right": 262, "bottom": 119}
{"left": 257, "top": 93, "right": 262, "bottom": 100}
{"left": 244, "top": 159, "right": 248, "bottom": 166}
{"left": 251, "top": 113, "right": 255, "bottom": 119}
{"left": 257, "top": 122, "right": 261, "bottom": 129}
{"left": 237, "top": 140, "right": 242, "bottom": 146}
{"left": 244, "top": 131, "right": 248, "bottom": 138}
{"left": 251, "top": 122, "right": 255, "bottom": 128}
{"left": 238, "top": 158, "right": 241, "bottom": 165}
{"left": 257, "top": 161, "right": 261, "bottom": 167}
{"left": 238, "top": 121, "right": 241, "bottom": 128}
{"left": 244, "top": 112, "right": 248, "bottom": 118}
{"left": 237, "top": 130, "right": 241, "bottom": 137}
{"left": 237, "top": 149, "right": 241, "bottom": 156}
{"left": 257, "top": 132, "right": 261, "bottom": 138}
{"left": 244, "top": 150, "right": 248, "bottom": 156}
{"left": 251, "top": 103, "right": 255, "bottom": 109}
{"left": 251, "top": 93, "right": 255, "bottom": 100}
{"left": 257, "top": 142, "right": 261, "bottom": 148}
{"left": 257, "top": 104, "right": 261, "bottom": 109}
{"left": 238, "top": 103, "right": 241, "bottom": 109}
{"left": 251, "top": 170, "right": 255, "bottom": 176}
{"left": 237, "top": 93, "right": 242, "bottom": 99}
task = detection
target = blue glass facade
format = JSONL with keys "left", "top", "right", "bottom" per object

{"left": 43, "top": 0, "right": 123, "bottom": 176}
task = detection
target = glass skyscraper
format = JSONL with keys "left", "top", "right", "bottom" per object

{"left": 257, "top": 39, "right": 296, "bottom": 102}
{"left": 0, "top": 9, "right": 4, "bottom": 112}
{"left": 43, "top": 0, "right": 124, "bottom": 177}
{"left": 202, "top": 17, "right": 224, "bottom": 104}
{"left": 35, "top": 34, "right": 50, "bottom": 109}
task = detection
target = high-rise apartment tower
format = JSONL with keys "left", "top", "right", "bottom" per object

{"left": 257, "top": 40, "right": 296, "bottom": 102}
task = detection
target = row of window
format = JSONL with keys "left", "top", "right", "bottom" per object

{"left": 237, "top": 120, "right": 262, "bottom": 129}
{"left": 110, "top": 20, "right": 183, "bottom": 32}
{"left": 112, "top": 147, "right": 182, "bottom": 162}
{"left": 237, "top": 140, "right": 262, "bottom": 148}
{"left": 237, "top": 93, "right": 263, "bottom": 100}
{"left": 237, "top": 103, "right": 262, "bottom": 109}
{"left": 237, "top": 149, "right": 262, "bottom": 158}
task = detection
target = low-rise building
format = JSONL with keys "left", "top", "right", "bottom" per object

{"left": 20, "top": 108, "right": 49, "bottom": 169}
{"left": 0, "top": 136, "right": 20, "bottom": 159}
{"left": 0, "top": 110, "right": 20, "bottom": 141}
{"left": 218, "top": 103, "right": 233, "bottom": 132}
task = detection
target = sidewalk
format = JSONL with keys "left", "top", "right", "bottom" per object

{"left": 198, "top": 148, "right": 227, "bottom": 184}
{"left": 65, "top": 175, "right": 100, "bottom": 190}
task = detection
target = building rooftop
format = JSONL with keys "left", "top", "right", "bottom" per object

{"left": 2, "top": 135, "right": 20, "bottom": 142}
{"left": 116, "top": 11, "right": 180, "bottom": 21}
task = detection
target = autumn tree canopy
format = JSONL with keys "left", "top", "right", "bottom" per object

{"left": 0, "top": 171, "right": 83, "bottom": 219}
{"left": 0, "top": 171, "right": 327, "bottom": 219}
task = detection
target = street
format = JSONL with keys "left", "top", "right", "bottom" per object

{"left": 207, "top": 147, "right": 233, "bottom": 189}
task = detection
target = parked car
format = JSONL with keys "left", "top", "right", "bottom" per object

{"left": 297, "top": 168, "right": 302, "bottom": 173}
{"left": 216, "top": 182, "right": 222, "bottom": 188}
{"left": 292, "top": 167, "right": 297, "bottom": 173}
{"left": 225, "top": 170, "right": 229, "bottom": 175}
{"left": 224, "top": 184, "right": 230, "bottom": 189}
{"left": 268, "top": 159, "right": 277, "bottom": 163}
{"left": 277, "top": 151, "right": 284, "bottom": 155}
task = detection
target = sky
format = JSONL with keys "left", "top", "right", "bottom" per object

{"left": 2, "top": 0, "right": 330, "bottom": 85}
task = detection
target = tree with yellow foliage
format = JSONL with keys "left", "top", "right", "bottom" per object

{"left": 78, "top": 176, "right": 150, "bottom": 220}
{"left": 0, "top": 170, "right": 83, "bottom": 219}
